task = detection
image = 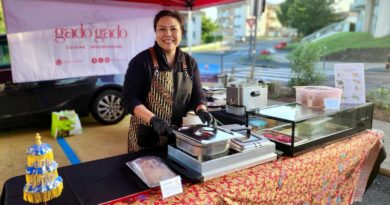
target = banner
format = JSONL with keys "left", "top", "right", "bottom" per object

{"left": 3, "top": 0, "right": 162, "bottom": 82}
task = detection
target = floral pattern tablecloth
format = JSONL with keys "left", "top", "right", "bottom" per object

{"left": 106, "top": 130, "right": 384, "bottom": 205}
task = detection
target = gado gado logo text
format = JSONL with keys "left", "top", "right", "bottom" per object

{"left": 54, "top": 24, "right": 128, "bottom": 43}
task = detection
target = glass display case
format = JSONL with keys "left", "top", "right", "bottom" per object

{"left": 246, "top": 102, "right": 374, "bottom": 156}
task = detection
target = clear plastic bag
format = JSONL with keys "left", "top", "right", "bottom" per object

{"left": 126, "top": 156, "right": 177, "bottom": 188}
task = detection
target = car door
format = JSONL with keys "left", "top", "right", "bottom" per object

{"left": 0, "top": 36, "right": 31, "bottom": 126}
{"left": 29, "top": 77, "right": 97, "bottom": 114}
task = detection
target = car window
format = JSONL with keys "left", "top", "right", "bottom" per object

{"left": 0, "top": 36, "right": 10, "bottom": 69}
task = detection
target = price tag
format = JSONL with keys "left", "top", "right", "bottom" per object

{"left": 324, "top": 98, "right": 340, "bottom": 110}
{"left": 159, "top": 175, "right": 183, "bottom": 199}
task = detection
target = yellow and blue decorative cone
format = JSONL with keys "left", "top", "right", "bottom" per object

{"left": 23, "top": 133, "right": 63, "bottom": 203}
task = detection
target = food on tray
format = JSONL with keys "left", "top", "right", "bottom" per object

{"left": 262, "top": 132, "right": 291, "bottom": 143}
{"left": 126, "top": 156, "right": 177, "bottom": 188}
{"left": 261, "top": 130, "right": 304, "bottom": 145}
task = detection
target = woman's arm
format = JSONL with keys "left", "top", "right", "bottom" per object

{"left": 133, "top": 104, "right": 155, "bottom": 124}
{"left": 195, "top": 104, "right": 207, "bottom": 113}
{"left": 122, "top": 54, "right": 152, "bottom": 121}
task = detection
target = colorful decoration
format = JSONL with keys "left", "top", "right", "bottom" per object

{"left": 23, "top": 133, "right": 63, "bottom": 203}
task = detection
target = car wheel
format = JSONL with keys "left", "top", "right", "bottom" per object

{"left": 91, "top": 90, "right": 125, "bottom": 125}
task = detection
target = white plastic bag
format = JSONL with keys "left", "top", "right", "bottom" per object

{"left": 51, "top": 110, "right": 82, "bottom": 137}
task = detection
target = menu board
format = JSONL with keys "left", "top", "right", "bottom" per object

{"left": 334, "top": 63, "right": 365, "bottom": 104}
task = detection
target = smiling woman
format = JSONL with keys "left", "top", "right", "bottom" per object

{"left": 122, "top": 10, "right": 215, "bottom": 153}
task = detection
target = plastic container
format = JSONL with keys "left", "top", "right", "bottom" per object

{"left": 295, "top": 86, "right": 342, "bottom": 109}
{"left": 126, "top": 156, "right": 177, "bottom": 188}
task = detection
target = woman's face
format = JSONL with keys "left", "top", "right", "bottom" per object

{"left": 155, "top": 16, "right": 182, "bottom": 54}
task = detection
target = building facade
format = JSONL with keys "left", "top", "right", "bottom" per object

{"left": 216, "top": 0, "right": 284, "bottom": 44}
{"left": 180, "top": 10, "right": 202, "bottom": 46}
{"left": 351, "top": 0, "right": 390, "bottom": 38}
{"left": 258, "top": 3, "right": 283, "bottom": 37}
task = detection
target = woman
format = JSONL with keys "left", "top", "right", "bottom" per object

{"left": 122, "top": 10, "right": 214, "bottom": 153}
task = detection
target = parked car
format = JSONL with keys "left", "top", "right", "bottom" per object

{"left": 0, "top": 35, "right": 126, "bottom": 129}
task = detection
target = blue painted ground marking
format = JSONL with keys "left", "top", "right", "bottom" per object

{"left": 56, "top": 138, "right": 81, "bottom": 164}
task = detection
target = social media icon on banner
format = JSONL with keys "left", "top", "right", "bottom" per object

{"left": 55, "top": 59, "right": 62, "bottom": 66}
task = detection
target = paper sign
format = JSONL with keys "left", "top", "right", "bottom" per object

{"left": 324, "top": 98, "right": 340, "bottom": 110}
{"left": 334, "top": 63, "right": 366, "bottom": 104}
{"left": 160, "top": 175, "right": 183, "bottom": 199}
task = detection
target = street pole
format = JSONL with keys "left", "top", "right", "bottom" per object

{"left": 187, "top": 9, "right": 192, "bottom": 55}
{"left": 249, "top": 0, "right": 259, "bottom": 80}
{"left": 220, "top": 52, "right": 224, "bottom": 74}
{"left": 250, "top": 0, "right": 265, "bottom": 80}
{"left": 248, "top": 26, "right": 253, "bottom": 60}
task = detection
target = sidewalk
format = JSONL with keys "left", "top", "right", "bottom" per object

{"left": 373, "top": 120, "right": 390, "bottom": 174}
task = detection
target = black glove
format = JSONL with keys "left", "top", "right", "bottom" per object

{"left": 150, "top": 116, "right": 172, "bottom": 136}
{"left": 197, "top": 109, "right": 214, "bottom": 126}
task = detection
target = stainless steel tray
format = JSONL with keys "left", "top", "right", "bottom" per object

{"left": 230, "top": 131, "right": 274, "bottom": 152}
{"left": 173, "top": 125, "right": 240, "bottom": 160}
{"left": 173, "top": 125, "right": 238, "bottom": 145}
{"left": 176, "top": 137, "right": 230, "bottom": 160}
{"left": 168, "top": 145, "right": 277, "bottom": 182}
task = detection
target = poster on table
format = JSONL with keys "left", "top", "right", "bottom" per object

{"left": 3, "top": 0, "right": 162, "bottom": 83}
{"left": 334, "top": 63, "right": 366, "bottom": 104}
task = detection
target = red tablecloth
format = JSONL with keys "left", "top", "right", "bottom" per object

{"left": 105, "top": 130, "right": 384, "bottom": 205}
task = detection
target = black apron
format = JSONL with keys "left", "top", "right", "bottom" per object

{"left": 127, "top": 47, "right": 192, "bottom": 153}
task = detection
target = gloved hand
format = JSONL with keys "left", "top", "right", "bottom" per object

{"left": 197, "top": 109, "right": 214, "bottom": 126}
{"left": 150, "top": 116, "right": 172, "bottom": 136}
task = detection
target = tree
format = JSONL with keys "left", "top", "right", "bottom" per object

{"left": 277, "top": 0, "right": 341, "bottom": 36}
{"left": 201, "top": 15, "right": 218, "bottom": 43}
{"left": 0, "top": 3, "right": 6, "bottom": 34}
{"left": 288, "top": 42, "right": 326, "bottom": 86}
{"left": 276, "top": 0, "right": 294, "bottom": 27}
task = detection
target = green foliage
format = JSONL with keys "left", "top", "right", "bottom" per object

{"left": 314, "top": 32, "right": 390, "bottom": 56}
{"left": 285, "top": 32, "right": 390, "bottom": 57}
{"left": 0, "top": 3, "right": 6, "bottom": 34}
{"left": 277, "top": 0, "right": 341, "bottom": 36}
{"left": 284, "top": 42, "right": 300, "bottom": 50}
{"left": 203, "top": 35, "right": 222, "bottom": 44}
{"left": 288, "top": 43, "right": 326, "bottom": 86}
{"left": 367, "top": 87, "right": 390, "bottom": 109}
{"left": 257, "top": 54, "right": 272, "bottom": 62}
{"left": 276, "top": 0, "right": 293, "bottom": 27}
{"left": 201, "top": 15, "right": 218, "bottom": 43}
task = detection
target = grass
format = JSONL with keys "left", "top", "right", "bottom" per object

{"left": 285, "top": 42, "right": 300, "bottom": 50}
{"left": 313, "top": 32, "right": 390, "bottom": 56}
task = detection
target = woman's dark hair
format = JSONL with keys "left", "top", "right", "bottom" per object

{"left": 153, "top": 10, "right": 185, "bottom": 33}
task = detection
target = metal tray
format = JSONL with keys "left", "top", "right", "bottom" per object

{"left": 176, "top": 137, "right": 230, "bottom": 160}
{"left": 173, "top": 125, "right": 238, "bottom": 159}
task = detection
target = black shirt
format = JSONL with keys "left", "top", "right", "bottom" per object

{"left": 122, "top": 42, "right": 206, "bottom": 116}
